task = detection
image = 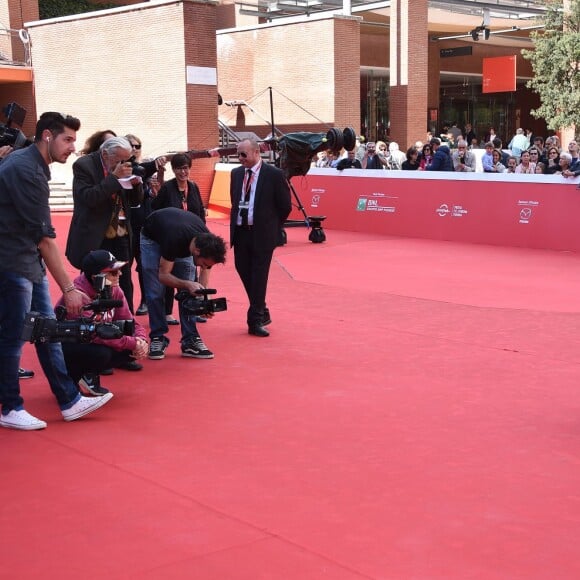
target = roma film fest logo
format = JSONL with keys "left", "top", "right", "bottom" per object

{"left": 310, "top": 188, "right": 325, "bottom": 208}
{"left": 435, "top": 203, "right": 468, "bottom": 217}
{"left": 356, "top": 192, "right": 397, "bottom": 213}
{"left": 518, "top": 199, "right": 539, "bottom": 224}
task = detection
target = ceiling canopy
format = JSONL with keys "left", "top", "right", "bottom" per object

{"left": 236, "top": 0, "right": 548, "bottom": 21}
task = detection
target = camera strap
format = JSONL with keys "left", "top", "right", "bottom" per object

{"left": 105, "top": 195, "right": 128, "bottom": 239}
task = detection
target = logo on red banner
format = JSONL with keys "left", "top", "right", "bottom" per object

{"left": 436, "top": 203, "right": 468, "bottom": 217}
{"left": 518, "top": 200, "right": 539, "bottom": 224}
{"left": 356, "top": 193, "right": 397, "bottom": 213}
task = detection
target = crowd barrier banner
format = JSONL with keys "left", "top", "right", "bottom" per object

{"left": 209, "top": 164, "right": 580, "bottom": 252}
{"left": 288, "top": 169, "right": 580, "bottom": 252}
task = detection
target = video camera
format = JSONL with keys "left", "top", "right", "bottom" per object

{"left": 21, "top": 274, "right": 134, "bottom": 344}
{"left": 175, "top": 288, "right": 227, "bottom": 317}
{"left": 0, "top": 102, "right": 32, "bottom": 150}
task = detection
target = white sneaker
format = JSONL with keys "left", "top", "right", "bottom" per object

{"left": 61, "top": 393, "right": 113, "bottom": 422}
{"left": 0, "top": 409, "right": 47, "bottom": 431}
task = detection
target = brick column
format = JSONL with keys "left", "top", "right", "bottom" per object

{"left": 333, "top": 15, "right": 362, "bottom": 134}
{"left": 183, "top": 0, "right": 219, "bottom": 207}
{"left": 388, "top": 0, "right": 428, "bottom": 148}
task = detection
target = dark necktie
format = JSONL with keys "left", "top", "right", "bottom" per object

{"left": 240, "top": 168, "right": 252, "bottom": 226}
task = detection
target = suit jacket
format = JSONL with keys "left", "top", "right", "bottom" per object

{"left": 229, "top": 162, "right": 291, "bottom": 251}
{"left": 151, "top": 177, "right": 205, "bottom": 222}
{"left": 66, "top": 151, "right": 143, "bottom": 268}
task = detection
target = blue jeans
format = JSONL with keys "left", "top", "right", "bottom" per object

{"left": 140, "top": 234, "right": 199, "bottom": 346}
{"left": 0, "top": 272, "right": 81, "bottom": 413}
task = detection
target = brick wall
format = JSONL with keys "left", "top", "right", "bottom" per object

{"left": 8, "top": 0, "right": 38, "bottom": 26}
{"left": 27, "top": 1, "right": 219, "bottom": 201}
{"left": 334, "top": 16, "right": 361, "bottom": 133}
{"left": 184, "top": 1, "right": 219, "bottom": 204}
{"left": 0, "top": 83, "right": 36, "bottom": 136}
{"left": 389, "top": 0, "right": 428, "bottom": 150}
{"left": 217, "top": 16, "right": 360, "bottom": 137}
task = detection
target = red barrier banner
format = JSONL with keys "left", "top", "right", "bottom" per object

{"left": 482, "top": 55, "right": 516, "bottom": 93}
{"left": 288, "top": 169, "right": 580, "bottom": 252}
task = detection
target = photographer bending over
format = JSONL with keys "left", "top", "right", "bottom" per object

{"left": 141, "top": 207, "right": 227, "bottom": 360}
{"left": 56, "top": 250, "right": 149, "bottom": 396}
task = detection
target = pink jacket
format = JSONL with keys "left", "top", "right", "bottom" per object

{"left": 55, "top": 273, "right": 147, "bottom": 352}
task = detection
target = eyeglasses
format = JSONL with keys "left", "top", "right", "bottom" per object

{"left": 237, "top": 152, "right": 248, "bottom": 158}
{"left": 130, "top": 143, "right": 141, "bottom": 150}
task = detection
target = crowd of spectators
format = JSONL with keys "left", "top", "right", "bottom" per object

{"left": 315, "top": 123, "right": 580, "bottom": 178}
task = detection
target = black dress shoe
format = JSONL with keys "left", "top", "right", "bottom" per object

{"left": 117, "top": 360, "right": 143, "bottom": 371}
{"left": 262, "top": 310, "right": 272, "bottom": 326}
{"left": 101, "top": 368, "right": 114, "bottom": 376}
{"left": 248, "top": 325, "right": 270, "bottom": 337}
{"left": 136, "top": 303, "right": 148, "bottom": 316}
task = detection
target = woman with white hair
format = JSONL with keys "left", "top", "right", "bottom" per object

{"left": 557, "top": 151, "right": 573, "bottom": 174}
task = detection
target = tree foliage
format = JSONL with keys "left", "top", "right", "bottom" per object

{"left": 523, "top": 0, "right": 580, "bottom": 131}
{"left": 39, "top": 0, "right": 119, "bottom": 20}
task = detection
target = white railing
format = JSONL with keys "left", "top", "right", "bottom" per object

{"left": 0, "top": 27, "right": 30, "bottom": 67}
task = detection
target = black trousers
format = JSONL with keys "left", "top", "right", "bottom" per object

{"left": 62, "top": 343, "right": 133, "bottom": 383}
{"left": 233, "top": 227, "right": 274, "bottom": 327}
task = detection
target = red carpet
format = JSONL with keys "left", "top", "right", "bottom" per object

{"left": 2, "top": 213, "right": 580, "bottom": 579}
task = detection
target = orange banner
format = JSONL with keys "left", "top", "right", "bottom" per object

{"left": 482, "top": 55, "right": 516, "bottom": 93}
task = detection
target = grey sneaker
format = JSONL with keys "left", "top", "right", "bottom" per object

{"left": 148, "top": 336, "right": 169, "bottom": 360}
{"left": 79, "top": 374, "right": 110, "bottom": 397}
{"left": 0, "top": 409, "right": 47, "bottom": 431}
{"left": 62, "top": 393, "right": 113, "bottom": 422}
{"left": 182, "top": 337, "right": 214, "bottom": 359}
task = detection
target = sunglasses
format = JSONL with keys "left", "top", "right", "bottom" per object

{"left": 237, "top": 152, "right": 248, "bottom": 158}
{"left": 130, "top": 143, "right": 142, "bottom": 150}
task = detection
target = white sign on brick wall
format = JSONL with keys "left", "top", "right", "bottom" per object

{"left": 186, "top": 66, "right": 217, "bottom": 86}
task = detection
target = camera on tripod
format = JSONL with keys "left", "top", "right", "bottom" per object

{"left": 21, "top": 274, "right": 134, "bottom": 344}
{"left": 175, "top": 288, "right": 227, "bottom": 317}
{"left": 0, "top": 102, "right": 32, "bottom": 149}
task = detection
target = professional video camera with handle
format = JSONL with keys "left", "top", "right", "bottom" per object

{"left": 0, "top": 102, "right": 33, "bottom": 150}
{"left": 175, "top": 288, "right": 227, "bottom": 317}
{"left": 21, "top": 274, "right": 135, "bottom": 344}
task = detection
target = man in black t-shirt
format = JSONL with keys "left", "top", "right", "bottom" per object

{"left": 140, "top": 208, "right": 226, "bottom": 360}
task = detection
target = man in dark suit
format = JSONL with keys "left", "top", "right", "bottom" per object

{"left": 66, "top": 136, "right": 143, "bottom": 313}
{"left": 230, "top": 138, "right": 291, "bottom": 337}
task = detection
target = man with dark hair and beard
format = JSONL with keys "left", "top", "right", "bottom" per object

{"left": 0, "top": 112, "right": 113, "bottom": 430}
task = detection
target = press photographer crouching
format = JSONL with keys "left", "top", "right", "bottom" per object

{"left": 55, "top": 250, "right": 149, "bottom": 396}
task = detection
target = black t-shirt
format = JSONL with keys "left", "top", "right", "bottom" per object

{"left": 142, "top": 207, "right": 209, "bottom": 261}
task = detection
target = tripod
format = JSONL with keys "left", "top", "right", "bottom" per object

{"left": 278, "top": 177, "right": 326, "bottom": 245}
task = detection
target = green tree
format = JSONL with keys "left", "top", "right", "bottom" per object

{"left": 39, "top": 0, "right": 118, "bottom": 20}
{"left": 523, "top": 0, "right": 580, "bottom": 131}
